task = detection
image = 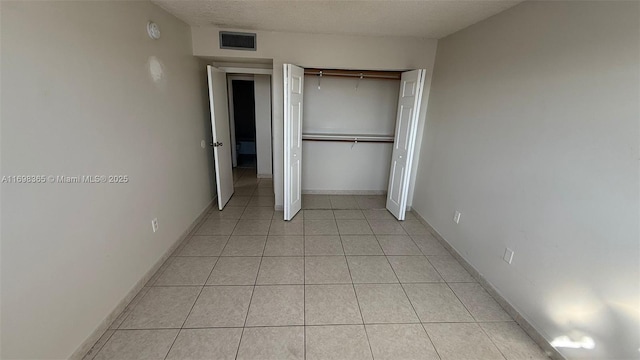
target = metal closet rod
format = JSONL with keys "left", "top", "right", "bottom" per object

{"left": 303, "top": 68, "right": 402, "bottom": 80}
{"left": 303, "top": 138, "right": 394, "bottom": 143}
{"left": 302, "top": 134, "right": 395, "bottom": 143}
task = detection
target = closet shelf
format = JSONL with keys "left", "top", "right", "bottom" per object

{"left": 304, "top": 68, "right": 402, "bottom": 80}
{"left": 302, "top": 133, "right": 394, "bottom": 143}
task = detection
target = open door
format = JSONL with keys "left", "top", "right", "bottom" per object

{"left": 386, "top": 69, "right": 426, "bottom": 220}
{"left": 283, "top": 64, "right": 304, "bottom": 220}
{"left": 207, "top": 65, "right": 234, "bottom": 210}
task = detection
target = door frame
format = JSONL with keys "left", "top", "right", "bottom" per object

{"left": 226, "top": 74, "right": 255, "bottom": 168}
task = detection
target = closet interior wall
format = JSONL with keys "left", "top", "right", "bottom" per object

{"left": 302, "top": 73, "right": 401, "bottom": 193}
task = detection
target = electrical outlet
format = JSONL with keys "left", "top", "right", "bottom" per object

{"left": 453, "top": 211, "right": 462, "bottom": 224}
{"left": 503, "top": 248, "right": 514, "bottom": 264}
{"left": 151, "top": 218, "right": 158, "bottom": 233}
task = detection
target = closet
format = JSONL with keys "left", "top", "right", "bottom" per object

{"left": 283, "top": 64, "right": 426, "bottom": 221}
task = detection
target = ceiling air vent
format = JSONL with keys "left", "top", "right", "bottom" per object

{"left": 219, "top": 31, "right": 257, "bottom": 51}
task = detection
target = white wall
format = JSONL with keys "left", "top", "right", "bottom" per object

{"left": 303, "top": 76, "right": 400, "bottom": 135}
{"left": 192, "top": 28, "right": 438, "bottom": 208}
{"left": 254, "top": 74, "right": 273, "bottom": 177}
{"left": 412, "top": 1, "right": 639, "bottom": 359}
{"left": 301, "top": 76, "right": 398, "bottom": 192}
{"left": 303, "top": 142, "right": 393, "bottom": 193}
{"left": 1, "top": 2, "right": 212, "bottom": 359}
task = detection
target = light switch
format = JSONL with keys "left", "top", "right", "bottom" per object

{"left": 503, "top": 248, "right": 514, "bottom": 264}
{"left": 453, "top": 211, "right": 461, "bottom": 224}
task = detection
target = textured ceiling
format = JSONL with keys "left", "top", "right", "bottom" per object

{"left": 152, "top": 0, "right": 524, "bottom": 39}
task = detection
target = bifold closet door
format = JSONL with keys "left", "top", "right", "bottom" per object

{"left": 207, "top": 65, "right": 234, "bottom": 210}
{"left": 283, "top": 64, "right": 304, "bottom": 220}
{"left": 386, "top": 69, "right": 426, "bottom": 220}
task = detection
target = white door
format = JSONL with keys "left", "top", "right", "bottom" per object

{"left": 207, "top": 65, "right": 234, "bottom": 210}
{"left": 386, "top": 69, "right": 426, "bottom": 220}
{"left": 283, "top": 64, "right": 304, "bottom": 220}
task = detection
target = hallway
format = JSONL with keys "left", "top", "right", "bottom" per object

{"left": 85, "top": 170, "right": 549, "bottom": 360}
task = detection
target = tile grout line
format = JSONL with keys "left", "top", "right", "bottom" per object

{"left": 101, "top": 321, "right": 503, "bottom": 331}
{"left": 114, "top": 247, "right": 180, "bottom": 330}
{"left": 232, "top": 172, "right": 253, "bottom": 360}
{"left": 437, "top": 270, "right": 510, "bottom": 359}
{"left": 225, "top": 170, "right": 252, "bottom": 360}
{"left": 234, "top": 174, "right": 266, "bottom": 360}
{"left": 148, "top": 280, "right": 467, "bottom": 288}
{"left": 159, "top": 331, "right": 181, "bottom": 360}
{"left": 476, "top": 322, "right": 510, "bottom": 360}
{"left": 339, "top": 230, "right": 375, "bottom": 360}
{"left": 161, "top": 222, "right": 231, "bottom": 360}
{"left": 161, "top": 257, "right": 221, "bottom": 359}
{"left": 380, "top": 236, "right": 445, "bottom": 360}
{"left": 177, "top": 254, "right": 444, "bottom": 258}
{"left": 444, "top": 280, "right": 480, "bottom": 322}
{"left": 302, "top": 207, "right": 306, "bottom": 360}
{"left": 418, "top": 318, "right": 444, "bottom": 360}
{"left": 422, "top": 245, "right": 510, "bottom": 358}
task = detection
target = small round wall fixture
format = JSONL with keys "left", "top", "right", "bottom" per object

{"left": 147, "top": 21, "right": 161, "bottom": 40}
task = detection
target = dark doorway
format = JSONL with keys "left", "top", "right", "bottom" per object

{"left": 231, "top": 80, "right": 256, "bottom": 168}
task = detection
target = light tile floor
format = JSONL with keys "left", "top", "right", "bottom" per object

{"left": 85, "top": 168, "right": 550, "bottom": 360}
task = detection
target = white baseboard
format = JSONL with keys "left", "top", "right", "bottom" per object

{"left": 70, "top": 197, "right": 216, "bottom": 360}
{"left": 302, "top": 190, "right": 386, "bottom": 195}
{"left": 411, "top": 211, "right": 565, "bottom": 360}
{"left": 257, "top": 173, "right": 273, "bottom": 179}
